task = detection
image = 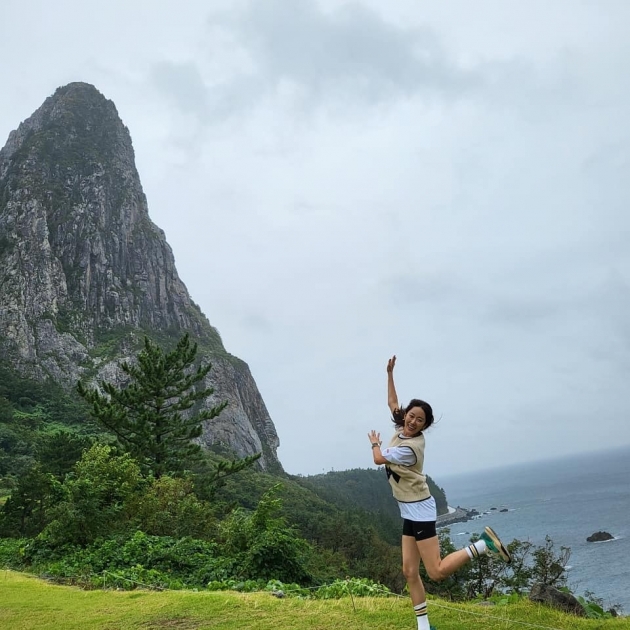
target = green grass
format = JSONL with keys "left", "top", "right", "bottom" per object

{"left": 1, "top": 570, "right": 628, "bottom": 629}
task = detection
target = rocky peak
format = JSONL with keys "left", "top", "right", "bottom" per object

{"left": 0, "top": 82, "right": 207, "bottom": 343}
{"left": 0, "top": 83, "right": 282, "bottom": 471}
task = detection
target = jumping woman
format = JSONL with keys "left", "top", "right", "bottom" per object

{"left": 368, "top": 355, "right": 511, "bottom": 630}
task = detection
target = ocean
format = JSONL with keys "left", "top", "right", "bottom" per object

{"left": 438, "top": 445, "right": 630, "bottom": 614}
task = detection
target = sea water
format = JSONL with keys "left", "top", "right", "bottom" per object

{"left": 439, "top": 445, "right": 630, "bottom": 613}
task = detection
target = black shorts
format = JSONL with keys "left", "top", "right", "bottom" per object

{"left": 402, "top": 518, "right": 437, "bottom": 541}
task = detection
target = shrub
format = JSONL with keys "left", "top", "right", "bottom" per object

{"left": 41, "top": 445, "right": 144, "bottom": 546}
{"left": 0, "top": 466, "right": 64, "bottom": 537}
{"left": 219, "top": 484, "right": 313, "bottom": 584}
{"left": 0, "top": 537, "right": 26, "bottom": 569}
{"left": 132, "top": 476, "right": 216, "bottom": 539}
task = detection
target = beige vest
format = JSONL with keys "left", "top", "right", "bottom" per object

{"left": 385, "top": 432, "right": 431, "bottom": 503}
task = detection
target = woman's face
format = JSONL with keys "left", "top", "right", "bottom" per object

{"left": 403, "top": 406, "right": 427, "bottom": 436}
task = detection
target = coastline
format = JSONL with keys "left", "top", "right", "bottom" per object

{"left": 436, "top": 505, "right": 478, "bottom": 528}
{"left": 439, "top": 447, "right": 630, "bottom": 614}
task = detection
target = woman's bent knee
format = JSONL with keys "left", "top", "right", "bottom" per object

{"left": 425, "top": 567, "right": 445, "bottom": 582}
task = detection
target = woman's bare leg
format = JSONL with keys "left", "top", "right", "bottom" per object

{"left": 416, "top": 535, "right": 470, "bottom": 582}
{"left": 401, "top": 535, "right": 426, "bottom": 605}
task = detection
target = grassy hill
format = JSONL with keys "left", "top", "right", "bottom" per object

{"left": 1, "top": 570, "right": 628, "bottom": 630}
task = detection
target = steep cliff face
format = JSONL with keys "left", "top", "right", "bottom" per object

{"left": 0, "top": 82, "right": 281, "bottom": 471}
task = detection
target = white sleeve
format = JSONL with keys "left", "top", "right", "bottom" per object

{"left": 382, "top": 445, "right": 416, "bottom": 466}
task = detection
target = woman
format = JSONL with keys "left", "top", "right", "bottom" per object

{"left": 368, "top": 355, "right": 511, "bottom": 630}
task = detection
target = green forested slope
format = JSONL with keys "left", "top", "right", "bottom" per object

{"left": 294, "top": 467, "right": 448, "bottom": 517}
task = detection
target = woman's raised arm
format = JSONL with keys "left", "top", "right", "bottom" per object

{"left": 387, "top": 355, "right": 400, "bottom": 414}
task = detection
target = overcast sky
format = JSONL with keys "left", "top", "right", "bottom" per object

{"left": 2, "top": 0, "right": 630, "bottom": 480}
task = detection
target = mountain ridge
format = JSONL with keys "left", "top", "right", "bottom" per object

{"left": 0, "top": 82, "right": 281, "bottom": 471}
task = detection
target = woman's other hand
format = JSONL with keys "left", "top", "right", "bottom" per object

{"left": 387, "top": 355, "right": 396, "bottom": 373}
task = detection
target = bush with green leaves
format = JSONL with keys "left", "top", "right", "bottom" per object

{"left": 218, "top": 484, "right": 313, "bottom": 584}
{"left": 131, "top": 476, "right": 216, "bottom": 539}
{"left": 0, "top": 466, "right": 64, "bottom": 537}
{"left": 576, "top": 590, "right": 622, "bottom": 619}
{"left": 213, "top": 466, "right": 402, "bottom": 588}
{"left": 0, "top": 365, "right": 96, "bottom": 479}
{"left": 314, "top": 577, "right": 391, "bottom": 599}
{"left": 80, "top": 531, "right": 220, "bottom": 576}
{"left": 0, "top": 537, "right": 26, "bottom": 569}
{"left": 41, "top": 444, "right": 144, "bottom": 546}
{"left": 36, "top": 430, "right": 93, "bottom": 480}
{"left": 531, "top": 535, "right": 570, "bottom": 587}
{"left": 18, "top": 530, "right": 224, "bottom": 589}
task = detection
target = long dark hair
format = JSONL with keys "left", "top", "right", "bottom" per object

{"left": 392, "top": 399, "right": 434, "bottom": 431}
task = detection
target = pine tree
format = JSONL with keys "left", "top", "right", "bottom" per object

{"left": 77, "top": 333, "right": 250, "bottom": 479}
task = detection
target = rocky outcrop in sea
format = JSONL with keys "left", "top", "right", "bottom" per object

{"left": 587, "top": 531, "right": 614, "bottom": 542}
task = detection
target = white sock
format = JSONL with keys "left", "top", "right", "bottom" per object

{"left": 465, "top": 539, "right": 488, "bottom": 560}
{"left": 414, "top": 601, "right": 430, "bottom": 630}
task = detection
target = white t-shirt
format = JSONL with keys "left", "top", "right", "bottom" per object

{"left": 382, "top": 441, "right": 437, "bottom": 522}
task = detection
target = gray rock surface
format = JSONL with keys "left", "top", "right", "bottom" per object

{"left": 436, "top": 506, "right": 479, "bottom": 528}
{"left": 586, "top": 531, "right": 614, "bottom": 542}
{"left": 0, "top": 82, "right": 281, "bottom": 471}
{"left": 529, "top": 583, "right": 586, "bottom": 617}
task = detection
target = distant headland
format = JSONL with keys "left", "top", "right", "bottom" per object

{"left": 436, "top": 506, "right": 479, "bottom": 528}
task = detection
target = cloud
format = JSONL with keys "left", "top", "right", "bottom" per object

{"left": 240, "top": 312, "right": 276, "bottom": 333}
{"left": 4, "top": 0, "right": 630, "bottom": 477}
{"left": 149, "top": 0, "right": 480, "bottom": 124}
{"left": 150, "top": 61, "right": 209, "bottom": 120}
{"left": 384, "top": 271, "right": 463, "bottom": 306}
{"left": 484, "top": 296, "right": 562, "bottom": 329}
{"left": 217, "top": 0, "right": 478, "bottom": 97}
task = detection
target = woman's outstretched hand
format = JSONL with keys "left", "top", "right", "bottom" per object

{"left": 368, "top": 430, "right": 386, "bottom": 465}
{"left": 386, "top": 355, "right": 396, "bottom": 373}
